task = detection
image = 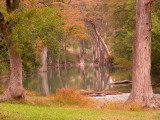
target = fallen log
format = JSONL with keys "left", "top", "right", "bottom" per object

{"left": 77, "top": 89, "right": 122, "bottom": 97}
{"left": 108, "top": 80, "right": 132, "bottom": 85}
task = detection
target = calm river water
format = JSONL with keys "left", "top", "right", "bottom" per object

{"left": 0, "top": 66, "right": 160, "bottom": 96}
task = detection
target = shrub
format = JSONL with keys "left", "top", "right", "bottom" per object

{"left": 54, "top": 88, "right": 92, "bottom": 107}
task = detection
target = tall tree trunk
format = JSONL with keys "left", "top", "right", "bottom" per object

{"left": 92, "top": 32, "right": 107, "bottom": 65}
{"left": 0, "top": 40, "right": 27, "bottom": 101}
{"left": 57, "top": 57, "right": 60, "bottom": 68}
{"left": 94, "top": 41, "right": 99, "bottom": 64}
{"left": 86, "top": 20, "right": 111, "bottom": 57}
{"left": 58, "top": 67, "right": 66, "bottom": 88}
{"left": 64, "top": 42, "right": 67, "bottom": 69}
{"left": 79, "top": 40, "right": 85, "bottom": 65}
{"left": 0, "top": 0, "right": 27, "bottom": 101}
{"left": 39, "top": 47, "right": 48, "bottom": 72}
{"left": 80, "top": 65, "right": 86, "bottom": 89}
{"left": 40, "top": 72, "right": 50, "bottom": 96}
{"left": 48, "top": 55, "right": 53, "bottom": 67}
{"left": 126, "top": 0, "right": 160, "bottom": 108}
{"left": 91, "top": 42, "right": 95, "bottom": 64}
{"left": 94, "top": 28, "right": 111, "bottom": 57}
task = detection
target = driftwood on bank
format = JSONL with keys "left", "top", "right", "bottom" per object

{"left": 108, "top": 80, "right": 132, "bottom": 85}
{"left": 78, "top": 89, "right": 122, "bottom": 97}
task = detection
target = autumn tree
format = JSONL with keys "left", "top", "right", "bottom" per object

{"left": 79, "top": 0, "right": 111, "bottom": 65}
{"left": 0, "top": 0, "right": 27, "bottom": 101}
{"left": 126, "top": 0, "right": 160, "bottom": 108}
{"left": 0, "top": 0, "right": 64, "bottom": 102}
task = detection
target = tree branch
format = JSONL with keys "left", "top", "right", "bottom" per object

{"left": 146, "top": 0, "right": 156, "bottom": 5}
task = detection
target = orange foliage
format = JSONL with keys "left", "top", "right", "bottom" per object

{"left": 55, "top": 88, "right": 92, "bottom": 107}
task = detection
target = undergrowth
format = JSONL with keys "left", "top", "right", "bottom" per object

{"left": 1, "top": 89, "right": 158, "bottom": 111}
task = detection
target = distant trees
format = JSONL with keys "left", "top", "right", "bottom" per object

{"left": 126, "top": 0, "right": 160, "bottom": 108}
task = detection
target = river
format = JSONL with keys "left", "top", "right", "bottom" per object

{"left": 0, "top": 66, "right": 160, "bottom": 96}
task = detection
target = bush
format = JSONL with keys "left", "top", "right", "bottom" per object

{"left": 54, "top": 89, "right": 92, "bottom": 107}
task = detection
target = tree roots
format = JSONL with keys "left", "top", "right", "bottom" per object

{"left": 0, "top": 89, "right": 28, "bottom": 103}
{"left": 125, "top": 95, "right": 160, "bottom": 109}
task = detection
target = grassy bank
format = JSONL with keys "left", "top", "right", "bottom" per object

{"left": 0, "top": 89, "right": 160, "bottom": 120}
{"left": 0, "top": 103, "right": 160, "bottom": 120}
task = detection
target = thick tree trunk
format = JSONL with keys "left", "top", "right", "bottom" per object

{"left": 126, "top": 0, "right": 160, "bottom": 108}
{"left": 0, "top": 8, "right": 27, "bottom": 101}
{"left": 39, "top": 47, "right": 48, "bottom": 72}
{"left": 0, "top": 40, "right": 27, "bottom": 102}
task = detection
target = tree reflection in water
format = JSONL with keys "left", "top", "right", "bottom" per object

{"left": 1, "top": 66, "right": 147, "bottom": 96}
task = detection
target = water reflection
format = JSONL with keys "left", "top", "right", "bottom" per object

{"left": 1, "top": 66, "right": 160, "bottom": 96}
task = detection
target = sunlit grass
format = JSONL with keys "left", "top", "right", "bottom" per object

{"left": 0, "top": 103, "right": 160, "bottom": 120}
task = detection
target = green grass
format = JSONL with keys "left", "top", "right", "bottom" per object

{"left": 0, "top": 103, "right": 160, "bottom": 120}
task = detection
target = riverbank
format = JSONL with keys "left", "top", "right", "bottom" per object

{"left": 90, "top": 93, "right": 160, "bottom": 101}
{"left": 0, "top": 89, "right": 160, "bottom": 120}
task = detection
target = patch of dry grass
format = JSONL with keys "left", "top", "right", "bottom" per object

{"left": 102, "top": 101, "right": 142, "bottom": 111}
{"left": 2, "top": 88, "right": 158, "bottom": 112}
{"left": 54, "top": 88, "right": 93, "bottom": 107}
